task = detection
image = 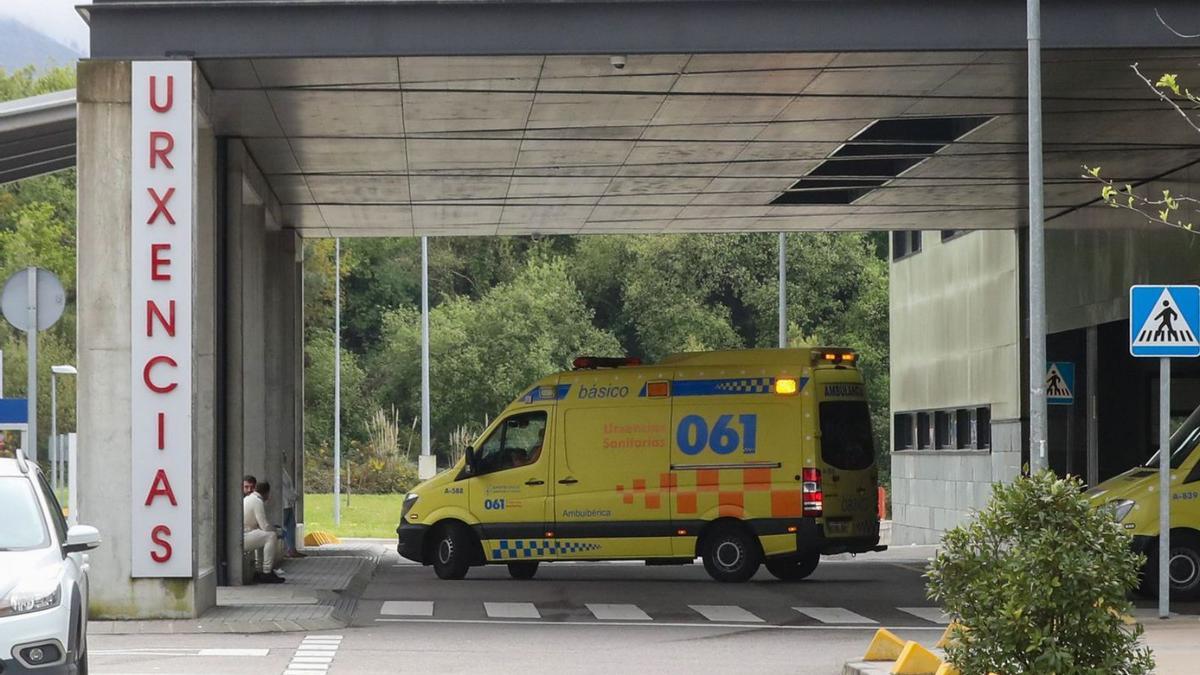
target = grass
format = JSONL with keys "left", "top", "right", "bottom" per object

{"left": 302, "top": 493, "right": 404, "bottom": 539}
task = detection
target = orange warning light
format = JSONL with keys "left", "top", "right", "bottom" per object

{"left": 774, "top": 377, "right": 799, "bottom": 395}
{"left": 647, "top": 381, "right": 671, "bottom": 397}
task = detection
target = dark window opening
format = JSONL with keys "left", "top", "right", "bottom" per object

{"left": 892, "top": 230, "right": 922, "bottom": 261}
{"left": 975, "top": 406, "right": 992, "bottom": 449}
{"left": 956, "top": 409, "right": 972, "bottom": 448}
{"left": 894, "top": 413, "right": 915, "bottom": 450}
{"left": 917, "top": 412, "right": 932, "bottom": 449}
{"left": 819, "top": 401, "right": 875, "bottom": 471}
{"left": 941, "top": 229, "right": 967, "bottom": 242}
{"left": 935, "top": 411, "right": 953, "bottom": 449}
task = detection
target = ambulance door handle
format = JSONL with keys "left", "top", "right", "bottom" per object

{"left": 525, "top": 479, "right": 545, "bottom": 486}
{"left": 558, "top": 477, "right": 579, "bottom": 485}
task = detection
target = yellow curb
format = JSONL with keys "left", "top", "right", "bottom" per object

{"left": 864, "top": 628, "right": 907, "bottom": 661}
{"left": 890, "top": 641, "right": 944, "bottom": 675}
{"left": 303, "top": 531, "right": 342, "bottom": 547}
{"left": 934, "top": 663, "right": 961, "bottom": 675}
{"left": 935, "top": 621, "right": 963, "bottom": 649}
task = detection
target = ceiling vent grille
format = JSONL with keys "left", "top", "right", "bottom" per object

{"left": 771, "top": 116, "right": 991, "bottom": 205}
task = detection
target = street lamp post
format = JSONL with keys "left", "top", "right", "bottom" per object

{"left": 50, "top": 365, "right": 76, "bottom": 492}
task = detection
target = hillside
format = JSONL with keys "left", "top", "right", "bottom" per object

{"left": 0, "top": 18, "right": 79, "bottom": 73}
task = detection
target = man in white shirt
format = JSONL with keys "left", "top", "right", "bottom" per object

{"left": 244, "top": 481, "right": 284, "bottom": 583}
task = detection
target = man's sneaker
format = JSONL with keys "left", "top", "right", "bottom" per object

{"left": 255, "top": 571, "right": 285, "bottom": 584}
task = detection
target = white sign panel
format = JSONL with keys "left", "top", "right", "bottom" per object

{"left": 131, "top": 61, "right": 193, "bottom": 577}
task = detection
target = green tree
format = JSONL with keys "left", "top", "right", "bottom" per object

{"left": 0, "top": 66, "right": 78, "bottom": 459}
{"left": 372, "top": 257, "right": 621, "bottom": 457}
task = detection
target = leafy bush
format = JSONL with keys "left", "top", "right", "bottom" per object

{"left": 926, "top": 471, "right": 1154, "bottom": 675}
{"left": 304, "top": 454, "right": 419, "bottom": 495}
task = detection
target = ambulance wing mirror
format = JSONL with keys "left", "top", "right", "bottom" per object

{"left": 464, "top": 447, "right": 477, "bottom": 475}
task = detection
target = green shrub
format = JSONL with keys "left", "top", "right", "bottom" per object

{"left": 926, "top": 471, "right": 1154, "bottom": 675}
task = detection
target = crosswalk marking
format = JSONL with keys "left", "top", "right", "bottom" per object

{"left": 284, "top": 635, "right": 343, "bottom": 674}
{"left": 484, "top": 602, "right": 541, "bottom": 619}
{"left": 898, "top": 607, "right": 951, "bottom": 624}
{"left": 586, "top": 603, "right": 652, "bottom": 621}
{"left": 793, "top": 607, "right": 877, "bottom": 624}
{"left": 381, "top": 600, "right": 434, "bottom": 616}
{"left": 689, "top": 604, "right": 765, "bottom": 623}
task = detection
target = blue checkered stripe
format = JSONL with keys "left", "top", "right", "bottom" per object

{"left": 714, "top": 377, "right": 772, "bottom": 394}
{"left": 490, "top": 539, "right": 602, "bottom": 560}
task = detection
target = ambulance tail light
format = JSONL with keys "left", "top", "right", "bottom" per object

{"left": 572, "top": 356, "right": 642, "bottom": 370}
{"left": 802, "top": 467, "right": 823, "bottom": 518}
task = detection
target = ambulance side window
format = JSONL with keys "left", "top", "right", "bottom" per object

{"left": 474, "top": 411, "right": 548, "bottom": 475}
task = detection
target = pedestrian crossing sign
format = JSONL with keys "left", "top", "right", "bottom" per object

{"left": 1046, "top": 362, "right": 1074, "bottom": 405}
{"left": 1130, "top": 285, "right": 1200, "bottom": 357}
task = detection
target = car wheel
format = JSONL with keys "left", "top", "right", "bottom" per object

{"left": 701, "top": 523, "right": 761, "bottom": 583}
{"left": 431, "top": 523, "right": 473, "bottom": 580}
{"left": 1139, "top": 532, "right": 1200, "bottom": 600}
{"left": 507, "top": 562, "right": 539, "bottom": 580}
{"left": 766, "top": 553, "right": 820, "bottom": 581}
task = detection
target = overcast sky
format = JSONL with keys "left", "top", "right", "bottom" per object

{"left": 1, "top": 0, "right": 91, "bottom": 54}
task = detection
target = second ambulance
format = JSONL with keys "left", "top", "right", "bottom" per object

{"left": 397, "top": 348, "right": 883, "bottom": 582}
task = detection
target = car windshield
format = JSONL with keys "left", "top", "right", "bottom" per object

{"left": 1144, "top": 403, "right": 1200, "bottom": 470}
{"left": 0, "top": 476, "right": 50, "bottom": 550}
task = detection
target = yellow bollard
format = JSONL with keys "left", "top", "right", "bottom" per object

{"left": 890, "top": 641, "right": 944, "bottom": 675}
{"left": 934, "top": 663, "right": 961, "bottom": 675}
{"left": 935, "top": 621, "right": 963, "bottom": 649}
{"left": 303, "top": 531, "right": 342, "bottom": 547}
{"left": 864, "top": 628, "right": 907, "bottom": 661}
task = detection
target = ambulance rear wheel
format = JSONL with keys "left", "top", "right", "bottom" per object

{"left": 431, "top": 523, "right": 472, "bottom": 580}
{"left": 507, "top": 562, "right": 539, "bottom": 580}
{"left": 766, "top": 554, "right": 820, "bottom": 581}
{"left": 701, "top": 524, "right": 761, "bottom": 583}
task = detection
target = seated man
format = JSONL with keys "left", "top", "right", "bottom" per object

{"left": 243, "top": 481, "right": 284, "bottom": 583}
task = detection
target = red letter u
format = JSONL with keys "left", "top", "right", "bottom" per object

{"left": 149, "top": 75, "right": 174, "bottom": 113}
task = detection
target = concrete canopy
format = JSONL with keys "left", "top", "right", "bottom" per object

{"left": 0, "top": 89, "right": 76, "bottom": 184}
{"left": 72, "top": 1, "right": 1200, "bottom": 236}
{"left": 190, "top": 51, "right": 1200, "bottom": 237}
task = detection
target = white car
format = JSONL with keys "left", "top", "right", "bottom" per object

{"left": 0, "top": 453, "right": 100, "bottom": 674}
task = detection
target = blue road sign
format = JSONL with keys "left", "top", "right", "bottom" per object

{"left": 1046, "top": 362, "right": 1074, "bottom": 405}
{"left": 1130, "top": 285, "right": 1200, "bottom": 358}
{"left": 0, "top": 398, "right": 29, "bottom": 425}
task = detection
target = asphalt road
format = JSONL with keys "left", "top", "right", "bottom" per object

{"left": 87, "top": 545, "right": 1200, "bottom": 674}
{"left": 90, "top": 549, "right": 949, "bottom": 675}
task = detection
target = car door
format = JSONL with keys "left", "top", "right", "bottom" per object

{"left": 469, "top": 409, "right": 554, "bottom": 559}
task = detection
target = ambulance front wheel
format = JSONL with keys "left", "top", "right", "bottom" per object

{"left": 766, "top": 553, "right": 820, "bottom": 581}
{"left": 431, "top": 523, "right": 473, "bottom": 580}
{"left": 701, "top": 523, "right": 762, "bottom": 582}
{"left": 507, "top": 562, "right": 539, "bottom": 580}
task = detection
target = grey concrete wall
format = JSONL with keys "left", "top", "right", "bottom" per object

{"left": 890, "top": 230, "right": 1023, "bottom": 420}
{"left": 222, "top": 141, "right": 302, "bottom": 582}
{"left": 890, "top": 421, "right": 1022, "bottom": 544}
{"left": 77, "top": 60, "right": 211, "bottom": 618}
{"left": 1045, "top": 165, "right": 1200, "bottom": 334}
{"left": 889, "top": 230, "right": 1023, "bottom": 546}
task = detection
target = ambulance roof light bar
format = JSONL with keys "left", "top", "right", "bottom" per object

{"left": 572, "top": 356, "right": 643, "bottom": 370}
{"left": 811, "top": 349, "right": 857, "bottom": 365}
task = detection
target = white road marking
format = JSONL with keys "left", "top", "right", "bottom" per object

{"left": 197, "top": 648, "right": 271, "bottom": 656}
{"left": 793, "top": 607, "right": 877, "bottom": 624}
{"left": 484, "top": 601, "right": 542, "bottom": 619}
{"left": 688, "top": 605, "right": 765, "bottom": 623}
{"left": 381, "top": 600, "right": 434, "bottom": 616}
{"left": 898, "top": 607, "right": 951, "bottom": 624}
{"left": 376, "top": 617, "right": 943, "bottom": 631}
{"left": 586, "top": 603, "right": 652, "bottom": 621}
{"left": 284, "top": 634, "right": 344, "bottom": 674}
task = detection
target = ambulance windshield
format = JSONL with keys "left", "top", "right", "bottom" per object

{"left": 818, "top": 401, "right": 874, "bottom": 471}
{"left": 1144, "top": 402, "right": 1200, "bottom": 470}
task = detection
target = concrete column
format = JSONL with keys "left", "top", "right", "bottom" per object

{"left": 77, "top": 60, "right": 216, "bottom": 618}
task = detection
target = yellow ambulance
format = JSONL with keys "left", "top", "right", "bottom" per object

{"left": 1088, "top": 404, "right": 1200, "bottom": 599}
{"left": 396, "top": 348, "right": 883, "bottom": 582}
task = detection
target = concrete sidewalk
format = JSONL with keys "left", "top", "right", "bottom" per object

{"left": 88, "top": 542, "right": 385, "bottom": 635}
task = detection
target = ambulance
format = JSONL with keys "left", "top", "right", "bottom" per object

{"left": 1088, "top": 403, "right": 1200, "bottom": 599}
{"left": 396, "top": 348, "right": 884, "bottom": 582}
